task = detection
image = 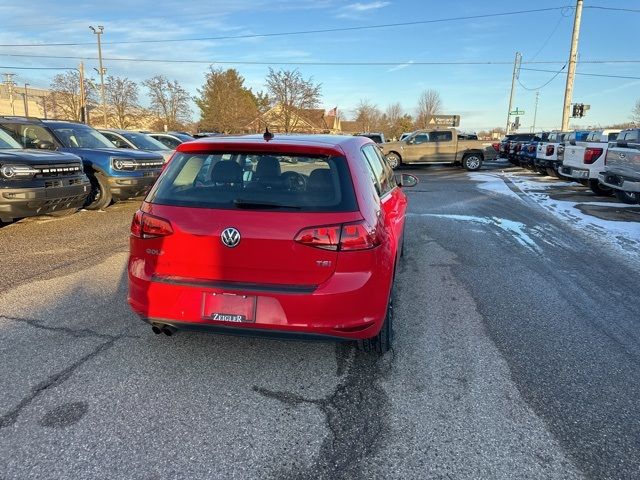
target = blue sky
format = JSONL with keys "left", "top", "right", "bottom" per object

{"left": 0, "top": 0, "right": 638, "bottom": 131}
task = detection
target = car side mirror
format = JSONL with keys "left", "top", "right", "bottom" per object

{"left": 397, "top": 173, "right": 419, "bottom": 188}
{"left": 569, "top": 139, "right": 576, "bottom": 146}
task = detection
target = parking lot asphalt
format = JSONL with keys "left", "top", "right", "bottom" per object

{"left": 1, "top": 162, "right": 638, "bottom": 479}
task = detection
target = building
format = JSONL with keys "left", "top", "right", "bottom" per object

{"left": 0, "top": 82, "right": 49, "bottom": 118}
{"left": 245, "top": 104, "right": 344, "bottom": 134}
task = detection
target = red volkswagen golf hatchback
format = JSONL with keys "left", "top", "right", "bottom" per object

{"left": 127, "top": 134, "right": 417, "bottom": 353}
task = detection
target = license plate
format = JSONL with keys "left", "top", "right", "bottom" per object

{"left": 202, "top": 293, "right": 256, "bottom": 323}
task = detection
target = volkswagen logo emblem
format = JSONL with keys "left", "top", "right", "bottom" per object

{"left": 221, "top": 227, "right": 241, "bottom": 248}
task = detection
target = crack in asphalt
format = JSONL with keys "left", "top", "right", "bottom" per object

{"left": 0, "top": 315, "right": 115, "bottom": 339}
{"left": 0, "top": 333, "right": 124, "bottom": 429}
{"left": 254, "top": 343, "right": 393, "bottom": 480}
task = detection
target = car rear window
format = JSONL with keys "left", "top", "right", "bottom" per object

{"left": 147, "top": 152, "right": 358, "bottom": 212}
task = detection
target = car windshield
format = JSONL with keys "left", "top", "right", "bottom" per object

{"left": 0, "top": 128, "right": 23, "bottom": 149}
{"left": 121, "top": 132, "right": 170, "bottom": 151}
{"left": 148, "top": 152, "right": 357, "bottom": 212}
{"left": 49, "top": 124, "right": 115, "bottom": 149}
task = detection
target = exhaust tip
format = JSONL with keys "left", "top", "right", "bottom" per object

{"left": 151, "top": 324, "right": 163, "bottom": 335}
{"left": 162, "top": 325, "right": 177, "bottom": 336}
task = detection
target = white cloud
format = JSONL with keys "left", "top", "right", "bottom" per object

{"left": 342, "top": 1, "right": 390, "bottom": 12}
{"left": 387, "top": 60, "right": 414, "bottom": 73}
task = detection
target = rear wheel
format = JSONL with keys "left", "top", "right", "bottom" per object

{"left": 588, "top": 179, "right": 613, "bottom": 197}
{"left": 85, "top": 173, "right": 112, "bottom": 210}
{"left": 357, "top": 287, "right": 393, "bottom": 355}
{"left": 546, "top": 166, "right": 560, "bottom": 178}
{"left": 614, "top": 189, "right": 640, "bottom": 204}
{"left": 462, "top": 153, "right": 483, "bottom": 171}
{"left": 385, "top": 152, "right": 402, "bottom": 169}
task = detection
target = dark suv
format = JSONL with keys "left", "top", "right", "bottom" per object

{"left": 0, "top": 120, "right": 89, "bottom": 222}
{"left": 0, "top": 118, "right": 164, "bottom": 210}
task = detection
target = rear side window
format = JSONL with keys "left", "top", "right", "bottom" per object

{"left": 607, "top": 132, "right": 619, "bottom": 142}
{"left": 429, "top": 131, "right": 453, "bottom": 142}
{"left": 362, "top": 144, "right": 395, "bottom": 196}
{"left": 148, "top": 152, "right": 357, "bottom": 212}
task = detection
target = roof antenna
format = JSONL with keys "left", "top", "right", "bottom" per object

{"left": 263, "top": 127, "right": 274, "bottom": 142}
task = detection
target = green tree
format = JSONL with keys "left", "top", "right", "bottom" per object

{"left": 195, "top": 67, "right": 258, "bottom": 133}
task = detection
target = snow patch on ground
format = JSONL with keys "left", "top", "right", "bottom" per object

{"left": 467, "top": 171, "right": 640, "bottom": 259}
{"left": 409, "top": 213, "right": 542, "bottom": 253}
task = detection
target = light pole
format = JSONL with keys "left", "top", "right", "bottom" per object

{"left": 561, "top": 0, "right": 583, "bottom": 131}
{"left": 23, "top": 83, "right": 29, "bottom": 116}
{"left": 89, "top": 25, "right": 107, "bottom": 127}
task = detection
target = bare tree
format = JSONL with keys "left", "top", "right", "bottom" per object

{"left": 632, "top": 99, "right": 640, "bottom": 124}
{"left": 142, "top": 75, "right": 192, "bottom": 130}
{"left": 354, "top": 99, "right": 382, "bottom": 132}
{"left": 46, "top": 71, "right": 96, "bottom": 121}
{"left": 105, "top": 76, "right": 139, "bottom": 129}
{"left": 195, "top": 67, "right": 259, "bottom": 133}
{"left": 416, "top": 89, "right": 443, "bottom": 128}
{"left": 265, "top": 68, "right": 322, "bottom": 132}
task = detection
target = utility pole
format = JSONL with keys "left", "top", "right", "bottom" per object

{"left": 532, "top": 91, "right": 540, "bottom": 133}
{"left": 505, "top": 52, "right": 521, "bottom": 135}
{"left": 23, "top": 83, "right": 29, "bottom": 116}
{"left": 3, "top": 73, "right": 16, "bottom": 115}
{"left": 561, "top": 0, "right": 583, "bottom": 131}
{"left": 89, "top": 25, "right": 107, "bottom": 127}
{"left": 79, "top": 62, "right": 87, "bottom": 123}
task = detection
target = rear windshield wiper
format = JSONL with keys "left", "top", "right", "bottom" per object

{"left": 233, "top": 198, "right": 301, "bottom": 209}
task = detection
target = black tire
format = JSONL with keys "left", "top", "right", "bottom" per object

{"left": 462, "top": 153, "right": 483, "bottom": 171}
{"left": 385, "top": 152, "right": 402, "bottom": 169}
{"left": 84, "top": 172, "right": 112, "bottom": 210}
{"left": 546, "top": 166, "right": 560, "bottom": 178}
{"left": 614, "top": 189, "right": 640, "bottom": 205}
{"left": 357, "top": 287, "right": 393, "bottom": 355}
{"left": 588, "top": 179, "right": 613, "bottom": 197}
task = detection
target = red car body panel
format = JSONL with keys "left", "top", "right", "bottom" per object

{"left": 127, "top": 135, "right": 408, "bottom": 340}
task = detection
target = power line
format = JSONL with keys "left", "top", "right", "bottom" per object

{"left": 1, "top": 52, "right": 639, "bottom": 66}
{"left": 529, "top": 7, "right": 572, "bottom": 61}
{"left": 518, "top": 64, "right": 567, "bottom": 91}
{"left": 0, "top": 65, "right": 74, "bottom": 70}
{"left": 586, "top": 6, "right": 640, "bottom": 13}
{"left": 521, "top": 67, "right": 640, "bottom": 81}
{"left": 0, "top": 7, "right": 577, "bottom": 48}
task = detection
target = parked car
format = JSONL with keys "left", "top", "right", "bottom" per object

{"left": 355, "top": 132, "right": 385, "bottom": 144}
{"left": 147, "top": 132, "right": 195, "bottom": 150}
{"left": 556, "top": 130, "right": 590, "bottom": 166}
{"left": 0, "top": 121, "right": 90, "bottom": 222}
{"left": 0, "top": 118, "right": 165, "bottom": 211}
{"left": 498, "top": 133, "right": 539, "bottom": 165}
{"left": 517, "top": 133, "right": 549, "bottom": 170}
{"left": 99, "top": 129, "right": 174, "bottom": 163}
{"left": 128, "top": 134, "right": 418, "bottom": 353}
{"left": 559, "top": 129, "right": 620, "bottom": 195}
{"left": 598, "top": 128, "right": 640, "bottom": 204}
{"left": 192, "top": 132, "right": 224, "bottom": 139}
{"left": 380, "top": 128, "right": 497, "bottom": 171}
{"left": 535, "top": 131, "right": 569, "bottom": 177}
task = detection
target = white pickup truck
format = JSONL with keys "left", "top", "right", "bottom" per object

{"left": 559, "top": 129, "right": 620, "bottom": 196}
{"left": 598, "top": 128, "right": 640, "bottom": 204}
{"left": 535, "top": 131, "right": 569, "bottom": 177}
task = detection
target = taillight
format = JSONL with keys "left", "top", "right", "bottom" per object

{"left": 295, "top": 221, "right": 379, "bottom": 251}
{"left": 515, "top": 143, "right": 522, "bottom": 152}
{"left": 528, "top": 145, "right": 536, "bottom": 152}
{"left": 131, "top": 210, "right": 173, "bottom": 239}
{"left": 492, "top": 142, "right": 500, "bottom": 152}
{"left": 584, "top": 147, "right": 603, "bottom": 164}
{"left": 546, "top": 145, "right": 555, "bottom": 156}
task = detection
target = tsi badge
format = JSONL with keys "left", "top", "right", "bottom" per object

{"left": 221, "top": 227, "right": 241, "bottom": 248}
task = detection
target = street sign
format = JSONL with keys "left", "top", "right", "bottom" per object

{"left": 426, "top": 115, "right": 460, "bottom": 127}
{"left": 510, "top": 109, "right": 525, "bottom": 115}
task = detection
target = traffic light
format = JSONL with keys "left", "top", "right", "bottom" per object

{"left": 572, "top": 103, "right": 588, "bottom": 118}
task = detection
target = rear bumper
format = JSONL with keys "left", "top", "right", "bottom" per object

{"left": 107, "top": 173, "right": 159, "bottom": 200}
{"left": 128, "top": 262, "right": 390, "bottom": 341}
{"left": 598, "top": 172, "right": 640, "bottom": 192}
{"left": 559, "top": 166, "right": 589, "bottom": 180}
{"left": 0, "top": 178, "right": 90, "bottom": 221}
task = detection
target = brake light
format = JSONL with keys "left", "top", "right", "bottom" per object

{"left": 515, "top": 143, "right": 522, "bottom": 152}
{"left": 583, "top": 147, "right": 603, "bottom": 164}
{"left": 546, "top": 145, "right": 555, "bottom": 156}
{"left": 492, "top": 142, "right": 500, "bottom": 152}
{"left": 295, "top": 221, "right": 380, "bottom": 251}
{"left": 528, "top": 145, "right": 536, "bottom": 153}
{"left": 131, "top": 210, "right": 173, "bottom": 239}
